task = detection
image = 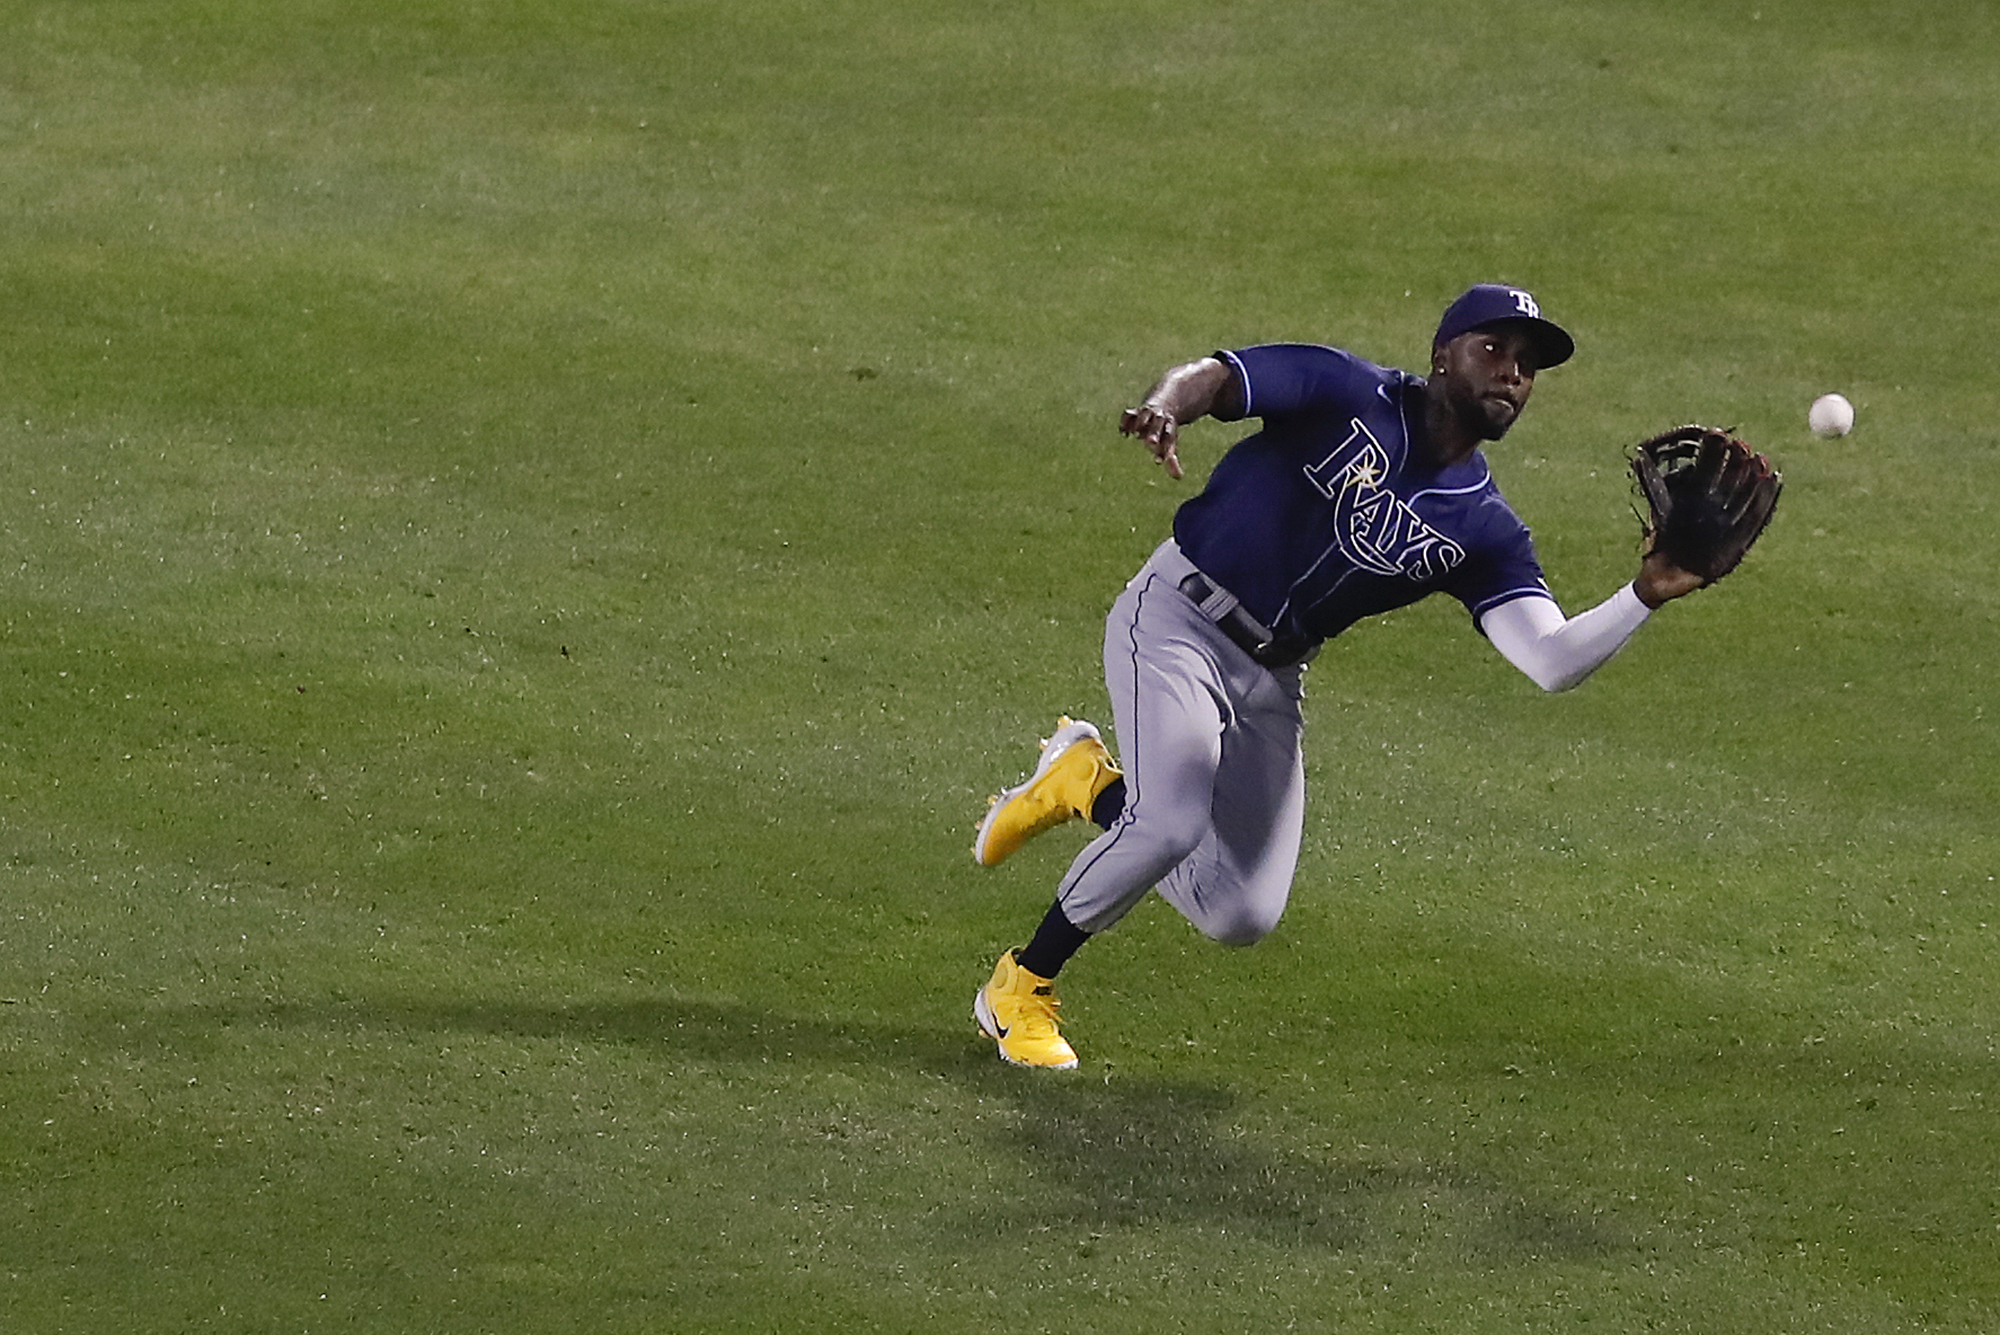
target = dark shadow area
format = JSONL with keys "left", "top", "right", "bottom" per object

{"left": 114, "top": 993, "right": 1620, "bottom": 1262}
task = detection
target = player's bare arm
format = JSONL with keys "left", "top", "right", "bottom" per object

{"left": 1118, "top": 356, "right": 1243, "bottom": 480}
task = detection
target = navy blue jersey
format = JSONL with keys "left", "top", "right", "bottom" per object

{"left": 1172, "top": 343, "right": 1550, "bottom": 643}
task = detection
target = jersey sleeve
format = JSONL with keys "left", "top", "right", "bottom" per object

{"left": 1449, "top": 497, "right": 1553, "bottom": 624}
{"left": 1214, "top": 344, "right": 1376, "bottom": 422}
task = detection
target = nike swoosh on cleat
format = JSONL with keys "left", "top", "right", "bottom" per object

{"left": 975, "top": 992, "right": 1009, "bottom": 1040}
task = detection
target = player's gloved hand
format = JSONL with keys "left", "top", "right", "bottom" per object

{"left": 1628, "top": 424, "right": 1782, "bottom": 605}
{"left": 1633, "top": 547, "right": 1709, "bottom": 608}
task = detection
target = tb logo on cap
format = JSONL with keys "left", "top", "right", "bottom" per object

{"left": 1510, "top": 289, "right": 1541, "bottom": 319}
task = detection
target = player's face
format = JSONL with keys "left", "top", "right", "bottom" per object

{"left": 1436, "top": 324, "right": 1540, "bottom": 441}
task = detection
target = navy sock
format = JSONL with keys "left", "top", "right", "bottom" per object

{"left": 1090, "top": 776, "right": 1126, "bottom": 829}
{"left": 1016, "top": 900, "right": 1091, "bottom": 979}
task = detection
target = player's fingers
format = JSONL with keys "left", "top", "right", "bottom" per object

{"left": 1121, "top": 405, "right": 1166, "bottom": 443}
{"left": 1160, "top": 445, "right": 1183, "bottom": 480}
{"left": 1127, "top": 400, "right": 1183, "bottom": 433}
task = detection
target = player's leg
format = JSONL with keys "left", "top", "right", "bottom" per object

{"left": 976, "top": 632, "right": 1298, "bottom": 1066}
{"left": 974, "top": 557, "right": 1228, "bottom": 1068}
{"left": 1152, "top": 662, "right": 1306, "bottom": 946}
{"left": 1054, "top": 569, "right": 1233, "bottom": 934}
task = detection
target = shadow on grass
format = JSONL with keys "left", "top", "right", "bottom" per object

{"left": 119, "top": 992, "right": 1619, "bottom": 1263}
{"left": 997, "top": 1077, "right": 1613, "bottom": 1260}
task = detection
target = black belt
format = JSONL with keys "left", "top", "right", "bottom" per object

{"left": 1177, "top": 572, "right": 1321, "bottom": 668}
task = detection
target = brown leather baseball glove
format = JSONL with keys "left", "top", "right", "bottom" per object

{"left": 1630, "top": 425, "right": 1783, "bottom": 583}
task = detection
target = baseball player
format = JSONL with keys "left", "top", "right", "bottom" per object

{"left": 970, "top": 283, "right": 1714, "bottom": 1069}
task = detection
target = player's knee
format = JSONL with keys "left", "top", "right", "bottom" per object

{"left": 1115, "top": 810, "right": 1206, "bottom": 868}
{"left": 1198, "top": 898, "right": 1285, "bottom": 947}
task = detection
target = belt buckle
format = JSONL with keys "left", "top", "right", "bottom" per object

{"left": 1249, "top": 631, "right": 1317, "bottom": 669}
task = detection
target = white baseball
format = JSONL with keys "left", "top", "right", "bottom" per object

{"left": 1808, "top": 393, "right": 1854, "bottom": 438}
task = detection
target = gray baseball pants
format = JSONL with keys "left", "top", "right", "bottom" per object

{"left": 1055, "top": 539, "right": 1308, "bottom": 944}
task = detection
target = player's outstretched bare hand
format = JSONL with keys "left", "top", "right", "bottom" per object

{"left": 1119, "top": 403, "right": 1184, "bottom": 479}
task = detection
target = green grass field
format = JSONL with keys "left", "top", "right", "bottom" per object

{"left": 5, "top": 1, "right": 1998, "bottom": 1330}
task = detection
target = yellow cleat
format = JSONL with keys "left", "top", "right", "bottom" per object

{"left": 971, "top": 718, "right": 1122, "bottom": 868}
{"left": 973, "top": 950, "right": 1078, "bottom": 1069}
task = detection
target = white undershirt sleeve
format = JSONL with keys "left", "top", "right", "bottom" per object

{"left": 1479, "top": 585, "right": 1654, "bottom": 693}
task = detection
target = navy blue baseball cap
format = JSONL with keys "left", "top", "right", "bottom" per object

{"left": 1434, "top": 283, "right": 1575, "bottom": 369}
